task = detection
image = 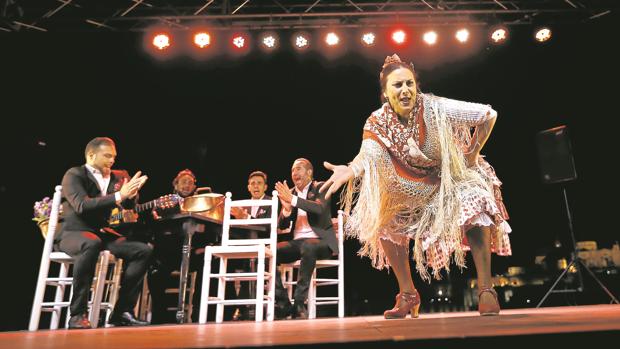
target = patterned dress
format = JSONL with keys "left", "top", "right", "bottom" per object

{"left": 343, "top": 93, "right": 511, "bottom": 280}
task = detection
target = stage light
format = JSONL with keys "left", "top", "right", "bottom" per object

{"left": 193, "top": 32, "right": 211, "bottom": 48}
{"left": 262, "top": 35, "right": 277, "bottom": 49}
{"left": 535, "top": 27, "right": 552, "bottom": 42}
{"left": 232, "top": 35, "right": 246, "bottom": 49}
{"left": 490, "top": 27, "right": 508, "bottom": 44}
{"left": 423, "top": 31, "right": 437, "bottom": 45}
{"left": 391, "top": 30, "right": 406, "bottom": 45}
{"left": 152, "top": 33, "right": 170, "bottom": 50}
{"left": 455, "top": 29, "right": 469, "bottom": 43}
{"left": 361, "top": 32, "right": 376, "bottom": 46}
{"left": 325, "top": 32, "right": 339, "bottom": 46}
{"left": 295, "top": 34, "right": 309, "bottom": 49}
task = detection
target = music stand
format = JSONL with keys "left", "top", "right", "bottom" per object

{"left": 535, "top": 126, "right": 619, "bottom": 307}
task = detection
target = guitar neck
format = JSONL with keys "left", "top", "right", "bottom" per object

{"left": 109, "top": 199, "right": 158, "bottom": 223}
{"left": 135, "top": 200, "right": 157, "bottom": 213}
{"left": 109, "top": 194, "right": 180, "bottom": 226}
{"left": 132, "top": 194, "right": 180, "bottom": 213}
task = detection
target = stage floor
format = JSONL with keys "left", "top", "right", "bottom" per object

{"left": 3, "top": 305, "right": 620, "bottom": 349}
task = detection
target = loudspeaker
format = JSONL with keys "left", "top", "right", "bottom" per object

{"left": 536, "top": 125, "right": 577, "bottom": 184}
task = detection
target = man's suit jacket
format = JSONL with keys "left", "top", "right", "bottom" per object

{"left": 278, "top": 181, "right": 338, "bottom": 255}
{"left": 57, "top": 165, "right": 135, "bottom": 241}
{"left": 246, "top": 194, "right": 273, "bottom": 219}
{"left": 231, "top": 194, "right": 274, "bottom": 239}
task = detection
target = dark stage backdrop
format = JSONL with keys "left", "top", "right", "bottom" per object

{"left": 1, "top": 15, "right": 618, "bottom": 331}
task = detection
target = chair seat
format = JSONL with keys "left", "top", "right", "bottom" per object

{"left": 49, "top": 252, "right": 73, "bottom": 261}
{"left": 282, "top": 259, "right": 339, "bottom": 268}
{"left": 49, "top": 251, "right": 119, "bottom": 262}
{"left": 204, "top": 298, "right": 271, "bottom": 306}
{"left": 207, "top": 245, "right": 274, "bottom": 259}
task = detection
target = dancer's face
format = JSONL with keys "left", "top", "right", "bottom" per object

{"left": 385, "top": 68, "right": 417, "bottom": 118}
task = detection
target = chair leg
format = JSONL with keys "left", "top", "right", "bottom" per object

{"left": 50, "top": 261, "right": 70, "bottom": 329}
{"left": 141, "top": 276, "right": 152, "bottom": 324}
{"left": 266, "top": 254, "right": 276, "bottom": 321}
{"left": 132, "top": 274, "right": 149, "bottom": 323}
{"left": 29, "top": 255, "right": 55, "bottom": 331}
{"left": 338, "top": 262, "right": 345, "bottom": 318}
{"left": 280, "top": 266, "right": 286, "bottom": 299}
{"left": 255, "top": 249, "right": 265, "bottom": 322}
{"left": 186, "top": 271, "right": 197, "bottom": 323}
{"left": 199, "top": 251, "right": 213, "bottom": 324}
{"left": 65, "top": 280, "right": 75, "bottom": 328}
{"left": 106, "top": 258, "right": 123, "bottom": 325}
{"left": 284, "top": 267, "right": 293, "bottom": 302}
{"left": 215, "top": 257, "right": 227, "bottom": 323}
{"left": 90, "top": 251, "right": 110, "bottom": 328}
{"left": 308, "top": 269, "right": 317, "bottom": 319}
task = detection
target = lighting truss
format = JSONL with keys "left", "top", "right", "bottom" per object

{"left": 1, "top": 0, "right": 617, "bottom": 32}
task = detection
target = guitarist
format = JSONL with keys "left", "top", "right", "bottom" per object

{"left": 56, "top": 137, "right": 152, "bottom": 329}
{"left": 147, "top": 168, "right": 203, "bottom": 324}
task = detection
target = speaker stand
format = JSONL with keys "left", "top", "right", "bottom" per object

{"left": 537, "top": 187, "right": 620, "bottom": 307}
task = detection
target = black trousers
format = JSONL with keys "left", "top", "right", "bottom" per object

{"left": 57, "top": 231, "right": 152, "bottom": 317}
{"left": 275, "top": 238, "right": 332, "bottom": 306}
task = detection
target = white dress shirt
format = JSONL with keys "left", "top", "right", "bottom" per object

{"left": 85, "top": 164, "right": 121, "bottom": 202}
{"left": 291, "top": 182, "right": 319, "bottom": 240}
{"left": 250, "top": 194, "right": 265, "bottom": 218}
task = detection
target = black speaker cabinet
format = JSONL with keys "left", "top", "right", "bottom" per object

{"left": 536, "top": 125, "right": 577, "bottom": 184}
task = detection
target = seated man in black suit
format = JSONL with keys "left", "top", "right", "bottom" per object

{"left": 230, "top": 171, "right": 272, "bottom": 222}
{"left": 147, "top": 168, "right": 202, "bottom": 324}
{"left": 227, "top": 170, "right": 273, "bottom": 320}
{"left": 274, "top": 158, "right": 338, "bottom": 319}
{"left": 56, "top": 137, "right": 152, "bottom": 329}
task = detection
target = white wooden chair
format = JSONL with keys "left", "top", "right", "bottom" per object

{"left": 281, "top": 210, "right": 345, "bottom": 319}
{"left": 199, "top": 191, "right": 279, "bottom": 323}
{"left": 29, "top": 185, "right": 123, "bottom": 330}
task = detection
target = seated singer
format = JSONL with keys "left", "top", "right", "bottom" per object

{"left": 274, "top": 158, "right": 338, "bottom": 319}
{"left": 227, "top": 170, "right": 272, "bottom": 321}
{"left": 56, "top": 137, "right": 152, "bottom": 329}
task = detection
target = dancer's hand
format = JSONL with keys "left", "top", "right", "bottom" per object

{"left": 319, "top": 161, "right": 354, "bottom": 200}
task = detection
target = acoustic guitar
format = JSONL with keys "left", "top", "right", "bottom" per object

{"left": 108, "top": 194, "right": 181, "bottom": 227}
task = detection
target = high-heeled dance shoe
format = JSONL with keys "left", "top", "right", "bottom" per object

{"left": 478, "top": 287, "right": 500, "bottom": 316}
{"left": 384, "top": 290, "right": 421, "bottom": 319}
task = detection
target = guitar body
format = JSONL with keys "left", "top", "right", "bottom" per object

{"left": 108, "top": 208, "right": 140, "bottom": 227}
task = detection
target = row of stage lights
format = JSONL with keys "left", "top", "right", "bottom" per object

{"left": 150, "top": 27, "right": 553, "bottom": 51}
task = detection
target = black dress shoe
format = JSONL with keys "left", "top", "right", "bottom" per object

{"left": 292, "top": 303, "right": 308, "bottom": 320}
{"left": 68, "top": 313, "right": 92, "bottom": 329}
{"left": 232, "top": 307, "right": 250, "bottom": 321}
{"left": 109, "top": 312, "right": 149, "bottom": 327}
{"left": 274, "top": 303, "right": 292, "bottom": 320}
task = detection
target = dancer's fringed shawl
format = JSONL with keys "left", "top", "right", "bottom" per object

{"left": 341, "top": 93, "right": 511, "bottom": 281}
